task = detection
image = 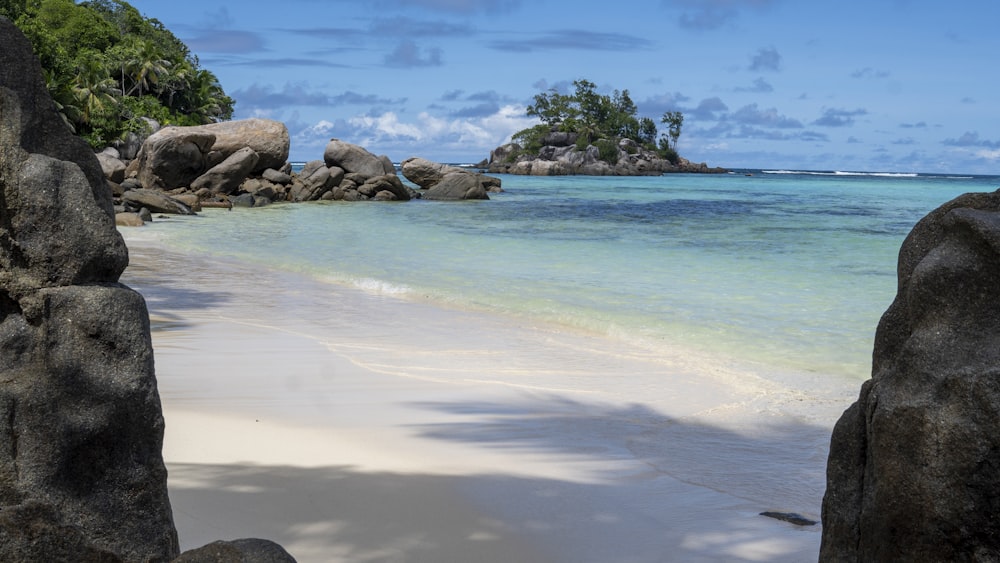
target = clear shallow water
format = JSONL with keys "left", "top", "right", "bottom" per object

{"left": 130, "top": 170, "right": 999, "bottom": 382}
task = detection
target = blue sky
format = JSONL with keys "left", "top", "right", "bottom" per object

{"left": 125, "top": 0, "right": 1000, "bottom": 174}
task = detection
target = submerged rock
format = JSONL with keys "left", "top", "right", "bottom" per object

{"left": 821, "top": 190, "right": 1000, "bottom": 561}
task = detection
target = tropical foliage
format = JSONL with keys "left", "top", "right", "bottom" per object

{"left": 6, "top": 0, "right": 233, "bottom": 148}
{"left": 517, "top": 79, "right": 683, "bottom": 164}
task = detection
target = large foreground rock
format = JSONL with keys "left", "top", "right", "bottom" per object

{"left": 821, "top": 190, "right": 1000, "bottom": 561}
{"left": 2, "top": 17, "right": 295, "bottom": 562}
{"left": 123, "top": 188, "right": 195, "bottom": 215}
{"left": 0, "top": 16, "right": 178, "bottom": 560}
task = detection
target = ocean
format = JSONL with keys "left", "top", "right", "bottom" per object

{"left": 125, "top": 169, "right": 998, "bottom": 387}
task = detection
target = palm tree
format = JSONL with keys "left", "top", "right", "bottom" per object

{"left": 43, "top": 67, "right": 81, "bottom": 133}
{"left": 183, "top": 68, "right": 233, "bottom": 123}
{"left": 126, "top": 39, "right": 170, "bottom": 97}
{"left": 160, "top": 58, "right": 193, "bottom": 111}
{"left": 106, "top": 37, "right": 139, "bottom": 96}
{"left": 72, "top": 54, "right": 118, "bottom": 125}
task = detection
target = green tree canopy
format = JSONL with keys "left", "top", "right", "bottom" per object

{"left": 516, "top": 78, "right": 684, "bottom": 162}
{"left": 10, "top": 0, "right": 235, "bottom": 149}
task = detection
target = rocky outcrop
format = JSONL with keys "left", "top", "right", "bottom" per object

{"left": 821, "top": 191, "right": 1000, "bottom": 561}
{"left": 135, "top": 119, "right": 288, "bottom": 191}
{"left": 0, "top": 15, "right": 178, "bottom": 561}
{"left": 189, "top": 118, "right": 289, "bottom": 173}
{"left": 486, "top": 129, "right": 726, "bottom": 176}
{"left": 400, "top": 157, "right": 499, "bottom": 200}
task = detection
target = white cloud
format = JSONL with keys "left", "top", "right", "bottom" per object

{"left": 304, "top": 105, "right": 540, "bottom": 161}
{"left": 349, "top": 112, "right": 424, "bottom": 140}
{"left": 976, "top": 148, "right": 1000, "bottom": 161}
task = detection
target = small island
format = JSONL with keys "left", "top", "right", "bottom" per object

{"left": 485, "top": 79, "right": 726, "bottom": 176}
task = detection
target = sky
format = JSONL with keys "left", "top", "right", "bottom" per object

{"left": 124, "top": 0, "right": 1000, "bottom": 174}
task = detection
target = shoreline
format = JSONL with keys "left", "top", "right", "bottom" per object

{"left": 121, "top": 229, "right": 857, "bottom": 562}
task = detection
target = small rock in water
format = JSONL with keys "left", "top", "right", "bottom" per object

{"left": 760, "top": 511, "right": 818, "bottom": 526}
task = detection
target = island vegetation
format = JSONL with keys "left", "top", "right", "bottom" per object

{"left": 510, "top": 79, "right": 684, "bottom": 166}
{"left": 1, "top": 0, "right": 234, "bottom": 149}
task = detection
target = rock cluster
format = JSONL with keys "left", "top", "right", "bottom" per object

{"left": 821, "top": 191, "right": 1000, "bottom": 561}
{"left": 103, "top": 129, "right": 498, "bottom": 224}
{"left": 400, "top": 157, "right": 501, "bottom": 200}
{"left": 0, "top": 16, "right": 294, "bottom": 562}
{"left": 485, "top": 130, "right": 726, "bottom": 176}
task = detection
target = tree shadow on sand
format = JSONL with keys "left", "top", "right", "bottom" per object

{"left": 121, "top": 261, "right": 233, "bottom": 332}
{"left": 167, "top": 396, "right": 838, "bottom": 563}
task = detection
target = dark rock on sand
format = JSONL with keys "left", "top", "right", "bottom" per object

{"left": 821, "top": 190, "right": 1000, "bottom": 561}
{"left": 0, "top": 16, "right": 178, "bottom": 561}
{"left": 115, "top": 211, "right": 145, "bottom": 227}
{"left": 174, "top": 538, "right": 296, "bottom": 562}
{"left": 759, "top": 511, "right": 817, "bottom": 526}
{"left": 123, "top": 188, "right": 195, "bottom": 215}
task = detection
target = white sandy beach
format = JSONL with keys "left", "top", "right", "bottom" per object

{"left": 121, "top": 229, "right": 859, "bottom": 562}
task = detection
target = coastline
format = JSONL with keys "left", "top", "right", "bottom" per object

{"left": 121, "top": 228, "right": 857, "bottom": 562}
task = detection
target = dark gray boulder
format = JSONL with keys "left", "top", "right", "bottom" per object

{"left": 123, "top": 189, "right": 195, "bottom": 215}
{"left": 423, "top": 172, "right": 489, "bottom": 200}
{"left": 359, "top": 174, "right": 414, "bottom": 201}
{"left": 400, "top": 157, "right": 496, "bottom": 200}
{"left": 821, "top": 190, "right": 1000, "bottom": 561}
{"left": 96, "top": 150, "right": 126, "bottom": 183}
{"left": 399, "top": 156, "right": 457, "bottom": 188}
{"left": 136, "top": 127, "right": 214, "bottom": 190}
{"left": 289, "top": 160, "right": 342, "bottom": 202}
{"left": 262, "top": 167, "right": 292, "bottom": 185}
{"left": 323, "top": 138, "right": 394, "bottom": 180}
{"left": 190, "top": 146, "right": 260, "bottom": 194}
{"left": 0, "top": 16, "right": 178, "bottom": 561}
{"left": 136, "top": 120, "right": 289, "bottom": 191}
{"left": 192, "top": 118, "right": 289, "bottom": 174}
{"left": 174, "top": 539, "right": 296, "bottom": 562}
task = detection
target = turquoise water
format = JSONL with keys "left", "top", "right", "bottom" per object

{"left": 131, "top": 170, "right": 998, "bottom": 382}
